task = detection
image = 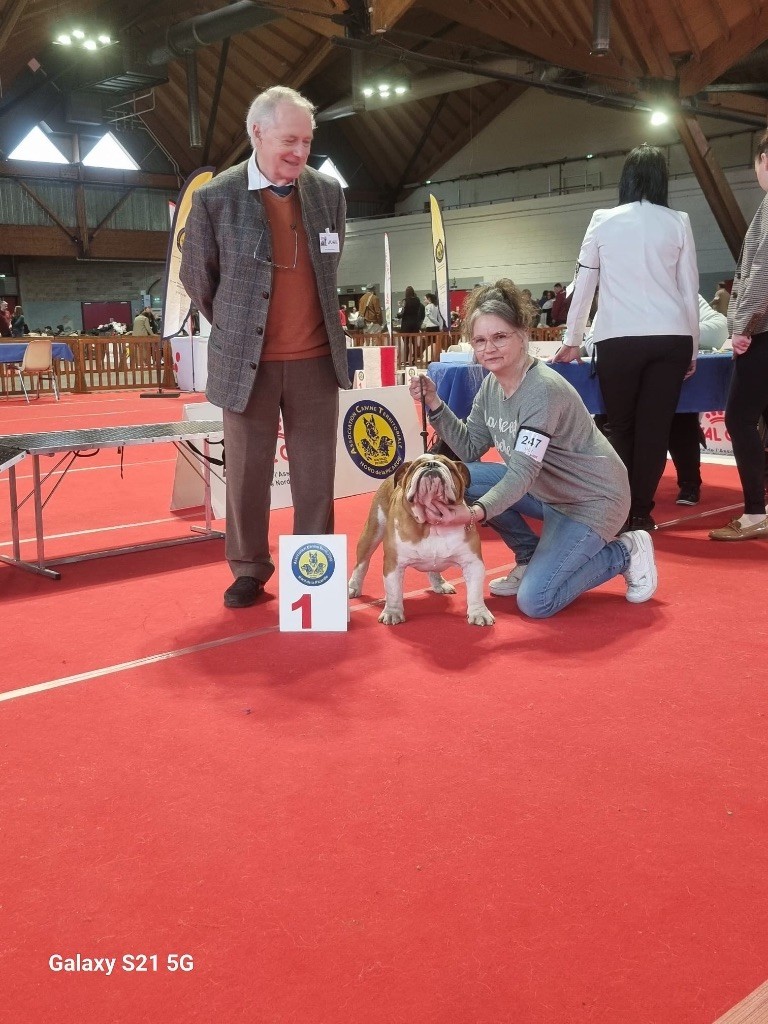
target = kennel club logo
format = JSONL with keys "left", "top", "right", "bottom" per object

{"left": 344, "top": 401, "right": 405, "bottom": 478}
{"left": 292, "top": 543, "right": 336, "bottom": 587}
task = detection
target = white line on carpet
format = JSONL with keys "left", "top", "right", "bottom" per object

{"left": 0, "top": 512, "right": 207, "bottom": 549}
{"left": 0, "top": 577, "right": 509, "bottom": 706}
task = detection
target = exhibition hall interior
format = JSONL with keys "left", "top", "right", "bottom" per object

{"left": 1, "top": 2, "right": 766, "bottom": 1023}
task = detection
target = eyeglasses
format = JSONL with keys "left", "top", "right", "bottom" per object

{"left": 470, "top": 331, "right": 523, "bottom": 352}
{"left": 253, "top": 226, "right": 298, "bottom": 271}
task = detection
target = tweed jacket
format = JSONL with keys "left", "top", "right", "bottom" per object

{"left": 180, "top": 161, "right": 351, "bottom": 413}
{"left": 728, "top": 192, "right": 768, "bottom": 338}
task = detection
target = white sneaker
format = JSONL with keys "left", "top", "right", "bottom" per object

{"left": 489, "top": 562, "right": 528, "bottom": 597}
{"left": 619, "top": 530, "right": 658, "bottom": 603}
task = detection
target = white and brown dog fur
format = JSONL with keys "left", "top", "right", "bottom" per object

{"left": 348, "top": 453, "right": 495, "bottom": 626}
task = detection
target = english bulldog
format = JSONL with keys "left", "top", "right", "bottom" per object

{"left": 348, "top": 453, "right": 495, "bottom": 626}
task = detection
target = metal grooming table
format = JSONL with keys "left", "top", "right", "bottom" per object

{"left": 0, "top": 421, "right": 225, "bottom": 580}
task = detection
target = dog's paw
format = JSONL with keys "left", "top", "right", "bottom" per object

{"left": 467, "top": 605, "right": 495, "bottom": 626}
{"left": 379, "top": 607, "right": 406, "bottom": 625}
{"left": 428, "top": 572, "right": 455, "bottom": 595}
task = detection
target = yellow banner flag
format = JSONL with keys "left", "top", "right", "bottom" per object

{"left": 162, "top": 166, "right": 215, "bottom": 339}
{"left": 429, "top": 194, "right": 450, "bottom": 330}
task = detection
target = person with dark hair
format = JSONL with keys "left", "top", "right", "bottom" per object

{"left": 10, "top": 305, "right": 28, "bottom": 337}
{"left": 407, "top": 279, "right": 658, "bottom": 618}
{"left": 399, "top": 285, "right": 425, "bottom": 333}
{"left": 710, "top": 131, "right": 768, "bottom": 541}
{"left": 549, "top": 282, "right": 570, "bottom": 326}
{"left": 422, "top": 292, "right": 444, "bottom": 331}
{"left": 555, "top": 143, "right": 699, "bottom": 532}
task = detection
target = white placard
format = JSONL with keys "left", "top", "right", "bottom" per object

{"left": 173, "top": 336, "right": 209, "bottom": 392}
{"left": 278, "top": 534, "right": 348, "bottom": 632}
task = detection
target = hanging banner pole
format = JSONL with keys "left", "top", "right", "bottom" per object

{"left": 429, "top": 194, "right": 450, "bottom": 331}
{"left": 384, "top": 232, "right": 392, "bottom": 343}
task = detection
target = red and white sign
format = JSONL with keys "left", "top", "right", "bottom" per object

{"left": 700, "top": 410, "right": 732, "bottom": 458}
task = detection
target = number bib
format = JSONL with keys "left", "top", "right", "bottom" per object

{"left": 514, "top": 427, "right": 550, "bottom": 463}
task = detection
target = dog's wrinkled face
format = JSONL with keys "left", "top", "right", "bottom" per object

{"left": 397, "top": 454, "right": 469, "bottom": 523}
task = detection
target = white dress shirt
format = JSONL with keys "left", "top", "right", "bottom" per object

{"left": 247, "top": 151, "right": 287, "bottom": 192}
{"left": 566, "top": 201, "right": 700, "bottom": 353}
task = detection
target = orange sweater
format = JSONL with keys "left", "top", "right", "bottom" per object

{"left": 260, "top": 190, "right": 330, "bottom": 362}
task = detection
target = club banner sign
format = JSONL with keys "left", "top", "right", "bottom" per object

{"left": 384, "top": 232, "right": 392, "bottom": 340}
{"left": 162, "top": 166, "right": 215, "bottom": 339}
{"left": 429, "top": 194, "right": 450, "bottom": 331}
{"left": 171, "top": 388, "right": 423, "bottom": 516}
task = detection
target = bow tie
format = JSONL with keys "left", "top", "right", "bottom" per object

{"left": 268, "top": 184, "right": 294, "bottom": 197}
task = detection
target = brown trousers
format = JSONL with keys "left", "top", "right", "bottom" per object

{"left": 222, "top": 356, "right": 339, "bottom": 582}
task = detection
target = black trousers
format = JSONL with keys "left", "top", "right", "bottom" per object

{"left": 667, "top": 413, "right": 702, "bottom": 487}
{"left": 596, "top": 335, "right": 693, "bottom": 517}
{"left": 725, "top": 331, "right": 768, "bottom": 513}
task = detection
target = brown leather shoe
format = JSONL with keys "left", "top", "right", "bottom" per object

{"left": 709, "top": 517, "right": 768, "bottom": 541}
{"left": 224, "top": 576, "right": 265, "bottom": 607}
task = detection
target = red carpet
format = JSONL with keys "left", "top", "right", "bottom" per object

{"left": 0, "top": 392, "right": 766, "bottom": 1024}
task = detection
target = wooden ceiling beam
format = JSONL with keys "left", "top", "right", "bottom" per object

{"left": 679, "top": 8, "right": 768, "bottom": 95}
{"left": 340, "top": 120, "right": 400, "bottom": 189}
{"left": 515, "top": 0, "right": 560, "bottom": 40}
{"left": 284, "top": 39, "right": 334, "bottom": 89}
{"left": 284, "top": 10, "right": 345, "bottom": 38}
{"left": 369, "top": 0, "right": 418, "bottom": 33}
{"left": 0, "top": 0, "right": 30, "bottom": 51}
{"left": 673, "top": 111, "right": 748, "bottom": 260}
{"left": 552, "top": 0, "right": 591, "bottom": 45}
{"left": 418, "top": 0, "right": 634, "bottom": 81}
{"left": 699, "top": 93, "right": 768, "bottom": 119}
{"left": 398, "top": 87, "right": 523, "bottom": 199}
{"left": 700, "top": 0, "right": 731, "bottom": 41}
{"left": 0, "top": 162, "right": 180, "bottom": 190}
{"left": 667, "top": 0, "right": 701, "bottom": 61}
{"left": 614, "top": 0, "right": 676, "bottom": 79}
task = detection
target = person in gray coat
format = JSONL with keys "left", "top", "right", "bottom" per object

{"left": 710, "top": 129, "right": 768, "bottom": 541}
{"left": 180, "top": 85, "right": 350, "bottom": 606}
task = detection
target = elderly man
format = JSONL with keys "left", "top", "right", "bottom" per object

{"left": 180, "top": 85, "right": 350, "bottom": 608}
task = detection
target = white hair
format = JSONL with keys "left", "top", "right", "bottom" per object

{"left": 245, "top": 86, "right": 316, "bottom": 148}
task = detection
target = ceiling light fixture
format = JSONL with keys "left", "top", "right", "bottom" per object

{"left": 650, "top": 110, "right": 669, "bottom": 126}
{"left": 53, "top": 25, "right": 114, "bottom": 50}
{"left": 360, "top": 77, "right": 410, "bottom": 104}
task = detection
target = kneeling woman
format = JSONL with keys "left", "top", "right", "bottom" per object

{"left": 409, "top": 280, "right": 657, "bottom": 618}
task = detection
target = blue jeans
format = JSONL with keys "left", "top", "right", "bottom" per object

{"left": 466, "top": 462, "right": 630, "bottom": 618}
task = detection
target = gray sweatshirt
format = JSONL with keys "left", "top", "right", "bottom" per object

{"left": 430, "top": 360, "right": 630, "bottom": 541}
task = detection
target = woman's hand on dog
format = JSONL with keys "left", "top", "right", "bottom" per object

{"left": 408, "top": 374, "right": 441, "bottom": 410}
{"left": 421, "top": 499, "right": 473, "bottom": 527}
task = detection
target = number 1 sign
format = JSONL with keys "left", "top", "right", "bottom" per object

{"left": 278, "top": 535, "right": 349, "bottom": 633}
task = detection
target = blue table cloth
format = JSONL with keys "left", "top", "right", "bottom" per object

{"left": 429, "top": 353, "right": 734, "bottom": 419}
{"left": 0, "top": 342, "right": 75, "bottom": 364}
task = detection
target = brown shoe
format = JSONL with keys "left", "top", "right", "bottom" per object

{"left": 709, "top": 517, "right": 768, "bottom": 541}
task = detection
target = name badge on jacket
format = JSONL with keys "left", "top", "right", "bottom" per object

{"left": 319, "top": 232, "right": 340, "bottom": 253}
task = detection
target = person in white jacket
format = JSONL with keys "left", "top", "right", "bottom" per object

{"left": 554, "top": 144, "right": 700, "bottom": 532}
{"left": 581, "top": 295, "right": 726, "bottom": 507}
